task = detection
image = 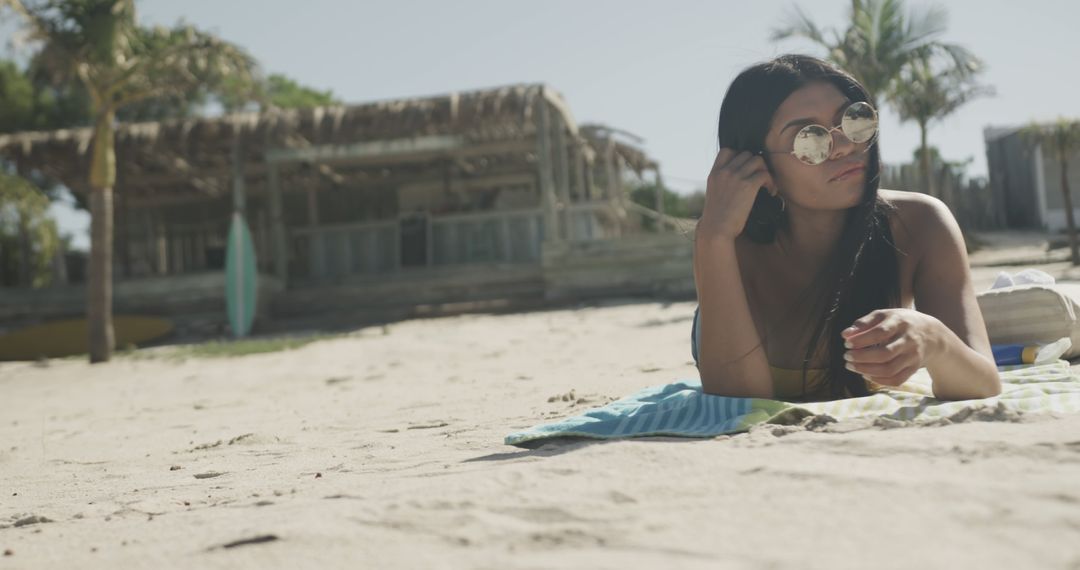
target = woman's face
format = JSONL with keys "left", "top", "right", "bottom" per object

{"left": 763, "top": 81, "right": 871, "bottom": 211}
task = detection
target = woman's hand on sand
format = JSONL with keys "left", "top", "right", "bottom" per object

{"left": 840, "top": 309, "right": 946, "bottom": 387}
{"left": 696, "top": 148, "right": 776, "bottom": 242}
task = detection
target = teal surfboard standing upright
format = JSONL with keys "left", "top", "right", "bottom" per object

{"left": 225, "top": 212, "right": 258, "bottom": 338}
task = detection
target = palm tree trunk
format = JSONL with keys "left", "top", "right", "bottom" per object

{"left": 88, "top": 110, "right": 116, "bottom": 363}
{"left": 919, "top": 122, "right": 934, "bottom": 199}
{"left": 1060, "top": 149, "right": 1080, "bottom": 265}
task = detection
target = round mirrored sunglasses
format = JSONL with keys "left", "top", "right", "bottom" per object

{"left": 757, "top": 101, "right": 878, "bottom": 166}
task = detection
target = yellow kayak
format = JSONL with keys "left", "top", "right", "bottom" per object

{"left": 0, "top": 316, "right": 174, "bottom": 360}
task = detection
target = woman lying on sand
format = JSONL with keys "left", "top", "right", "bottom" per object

{"left": 690, "top": 54, "right": 1000, "bottom": 402}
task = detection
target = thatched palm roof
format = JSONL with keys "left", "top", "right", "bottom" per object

{"left": 0, "top": 82, "right": 654, "bottom": 206}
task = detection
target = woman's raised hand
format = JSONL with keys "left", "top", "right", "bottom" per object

{"left": 696, "top": 148, "right": 775, "bottom": 242}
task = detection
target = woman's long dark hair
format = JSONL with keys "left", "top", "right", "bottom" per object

{"left": 716, "top": 54, "right": 901, "bottom": 399}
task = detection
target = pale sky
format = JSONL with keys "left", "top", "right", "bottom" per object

{"left": 4, "top": 0, "right": 1079, "bottom": 249}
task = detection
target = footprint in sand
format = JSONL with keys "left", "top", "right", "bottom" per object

{"left": 608, "top": 491, "right": 637, "bottom": 504}
{"left": 546, "top": 390, "right": 609, "bottom": 406}
{"left": 11, "top": 515, "right": 52, "bottom": 528}
{"left": 405, "top": 421, "right": 450, "bottom": 430}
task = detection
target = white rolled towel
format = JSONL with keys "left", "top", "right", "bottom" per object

{"left": 990, "top": 268, "right": 1056, "bottom": 290}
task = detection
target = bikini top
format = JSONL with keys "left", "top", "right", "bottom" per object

{"left": 768, "top": 365, "right": 829, "bottom": 400}
{"left": 692, "top": 306, "right": 878, "bottom": 401}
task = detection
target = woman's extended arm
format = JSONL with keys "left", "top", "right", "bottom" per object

{"left": 693, "top": 148, "right": 779, "bottom": 398}
{"left": 909, "top": 196, "right": 1000, "bottom": 399}
{"left": 842, "top": 194, "right": 1000, "bottom": 400}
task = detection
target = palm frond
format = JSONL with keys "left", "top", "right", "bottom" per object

{"left": 770, "top": 3, "right": 830, "bottom": 47}
{"left": 898, "top": 1, "right": 947, "bottom": 52}
{"left": 1024, "top": 119, "right": 1080, "bottom": 156}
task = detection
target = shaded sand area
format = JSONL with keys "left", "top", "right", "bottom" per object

{"left": 4, "top": 296, "right": 1080, "bottom": 569}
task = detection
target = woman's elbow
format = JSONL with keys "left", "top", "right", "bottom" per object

{"left": 975, "top": 381, "right": 1003, "bottom": 399}
{"left": 934, "top": 378, "right": 1002, "bottom": 401}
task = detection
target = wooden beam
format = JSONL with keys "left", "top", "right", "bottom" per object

{"left": 266, "top": 135, "right": 464, "bottom": 164}
{"left": 551, "top": 111, "right": 571, "bottom": 241}
{"left": 120, "top": 139, "right": 535, "bottom": 191}
{"left": 399, "top": 172, "right": 534, "bottom": 195}
{"left": 604, "top": 139, "right": 618, "bottom": 202}
{"left": 266, "top": 138, "right": 532, "bottom": 167}
{"left": 583, "top": 148, "right": 596, "bottom": 202}
{"left": 572, "top": 139, "right": 587, "bottom": 202}
{"left": 154, "top": 213, "right": 167, "bottom": 275}
{"left": 535, "top": 95, "right": 560, "bottom": 243}
{"left": 267, "top": 161, "right": 289, "bottom": 286}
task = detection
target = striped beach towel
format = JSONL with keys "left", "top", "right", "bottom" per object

{"left": 504, "top": 360, "right": 1080, "bottom": 447}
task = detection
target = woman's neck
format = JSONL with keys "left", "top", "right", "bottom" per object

{"left": 775, "top": 206, "right": 847, "bottom": 270}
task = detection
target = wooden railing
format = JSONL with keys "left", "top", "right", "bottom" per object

{"left": 286, "top": 201, "right": 690, "bottom": 282}
{"left": 290, "top": 208, "right": 546, "bottom": 281}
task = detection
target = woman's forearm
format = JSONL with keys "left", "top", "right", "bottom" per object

{"left": 926, "top": 319, "right": 1002, "bottom": 400}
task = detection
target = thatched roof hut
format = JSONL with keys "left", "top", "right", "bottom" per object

{"left": 0, "top": 84, "right": 691, "bottom": 334}
{"left": 0, "top": 83, "right": 662, "bottom": 289}
{"left": 0, "top": 83, "right": 654, "bottom": 207}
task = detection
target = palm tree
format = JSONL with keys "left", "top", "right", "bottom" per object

{"left": 0, "top": 171, "right": 59, "bottom": 288}
{"left": 771, "top": 0, "right": 983, "bottom": 107}
{"left": 1024, "top": 119, "right": 1080, "bottom": 265}
{"left": 3, "top": 0, "right": 258, "bottom": 362}
{"left": 889, "top": 54, "right": 994, "bottom": 202}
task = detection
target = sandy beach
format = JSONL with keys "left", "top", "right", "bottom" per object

{"left": 1, "top": 0, "right": 1077, "bottom": 563}
{"left": 4, "top": 237, "right": 1080, "bottom": 569}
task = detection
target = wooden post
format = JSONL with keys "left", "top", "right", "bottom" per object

{"left": 200, "top": 204, "right": 212, "bottom": 271}
{"left": 256, "top": 207, "right": 269, "bottom": 271}
{"left": 425, "top": 213, "right": 433, "bottom": 267}
{"left": 613, "top": 155, "right": 625, "bottom": 206}
{"left": 572, "top": 140, "right": 587, "bottom": 202}
{"left": 584, "top": 150, "right": 595, "bottom": 202}
{"left": 526, "top": 215, "right": 540, "bottom": 260}
{"left": 604, "top": 139, "right": 618, "bottom": 202}
{"left": 307, "top": 183, "right": 323, "bottom": 279}
{"left": 654, "top": 166, "right": 666, "bottom": 233}
{"left": 117, "top": 186, "right": 131, "bottom": 278}
{"left": 393, "top": 222, "right": 402, "bottom": 272}
{"left": 551, "top": 111, "right": 571, "bottom": 241}
{"left": 141, "top": 211, "right": 152, "bottom": 275}
{"left": 535, "top": 93, "right": 560, "bottom": 243}
{"left": 604, "top": 139, "right": 624, "bottom": 237}
{"left": 154, "top": 214, "right": 168, "bottom": 275}
{"left": 267, "top": 161, "right": 289, "bottom": 285}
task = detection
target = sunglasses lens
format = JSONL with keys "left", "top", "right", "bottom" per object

{"left": 841, "top": 101, "right": 877, "bottom": 143}
{"left": 792, "top": 125, "right": 831, "bottom": 165}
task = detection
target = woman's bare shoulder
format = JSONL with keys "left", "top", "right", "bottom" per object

{"left": 878, "top": 189, "right": 946, "bottom": 252}
{"left": 879, "top": 188, "right": 942, "bottom": 214}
